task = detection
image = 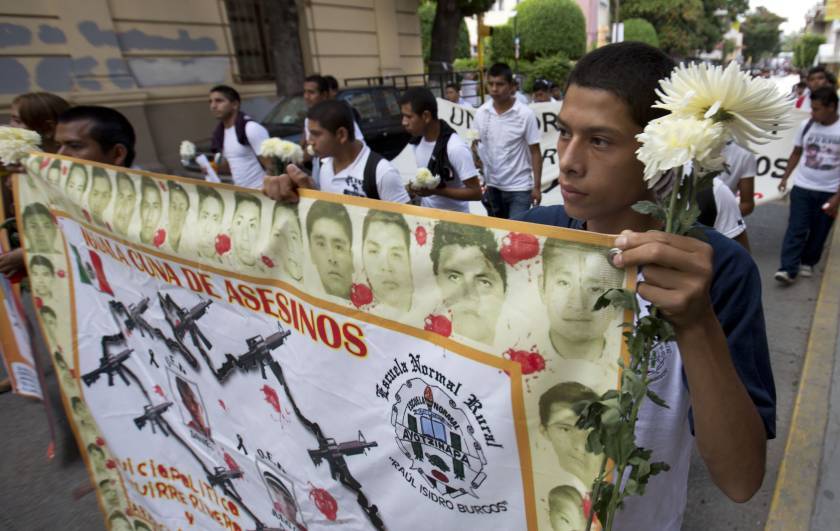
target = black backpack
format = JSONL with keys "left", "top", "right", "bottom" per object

{"left": 362, "top": 149, "right": 385, "bottom": 200}
{"left": 408, "top": 121, "right": 458, "bottom": 184}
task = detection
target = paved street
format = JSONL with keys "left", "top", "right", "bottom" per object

{"left": 0, "top": 199, "right": 830, "bottom": 530}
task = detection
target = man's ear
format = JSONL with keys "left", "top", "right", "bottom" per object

{"left": 336, "top": 126, "right": 350, "bottom": 144}
{"left": 110, "top": 144, "right": 129, "bottom": 167}
{"left": 422, "top": 110, "right": 433, "bottom": 125}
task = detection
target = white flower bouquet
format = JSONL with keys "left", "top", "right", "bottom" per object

{"left": 465, "top": 129, "right": 480, "bottom": 143}
{"left": 179, "top": 140, "right": 196, "bottom": 164}
{"left": 260, "top": 137, "right": 303, "bottom": 173}
{"left": 409, "top": 167, "right": 440, "bottom": 190}
{"left": 0, "top": 126, "right": 41, "bottom": 166}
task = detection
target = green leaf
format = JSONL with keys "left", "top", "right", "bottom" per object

{"left": 632, "top": 200, "right": 666, "bottom": 219}
{"left": 646, "top": 388, "right": 670, "bottom": 409}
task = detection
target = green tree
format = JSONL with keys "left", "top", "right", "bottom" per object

{"left": 420, "top": 2, "right": 470, "bottom": 64}
{"left": 487, "top": 23, "right": 515, "bottom": 64}
{"left": 741, "top": 7, "right": 786, "bottom": 61}
{"left": 520, "top": 53, "right": 572, "bottom": 90}
{"left": 428, "top": 0, "right": 494, "bottom": 74}
{"left": 516, "top": 0, "right": 586, "bottom": 60}
{"left": 270, "top": 0, "right": 305, "bottom": 95}
{"left": 794, "top": 33, "right": 827, "bottom": 69}
{"left": 623, "top": 18, "right": 659, "bottom": 47}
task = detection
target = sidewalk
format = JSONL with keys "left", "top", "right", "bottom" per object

{"left": 765, "top": 218, "right": 840, "bottom": 531}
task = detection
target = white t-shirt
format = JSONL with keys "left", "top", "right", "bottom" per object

{"left": 412, "top": 132, "right": 479, "bottom": 213}
{"left": 317, "top": 144, "right": 410, "bottom": 203}
{"left": 719, "top": 141, "right": 757, "bottom": 193}
{"left": 475, "top": 99, "right": 540, "bottom": 191}
{"left": 223, "top": 121, "right": 269, "bottom": 189}
{"left": 793, "top": 117, "right": 840, "bottom": 193}
{"left": 712, "top": 178, "right": 747, "bottom": 239}
{"left": 304, "top": 117, "right": 365, "bottom": 183}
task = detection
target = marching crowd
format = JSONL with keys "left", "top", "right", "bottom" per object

{"left": 1, "top": 41, "right": 839, "bottom": 530}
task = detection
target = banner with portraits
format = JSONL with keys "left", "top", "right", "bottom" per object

{"left": 16, "top": 153, "right": 633, "bottom": 531}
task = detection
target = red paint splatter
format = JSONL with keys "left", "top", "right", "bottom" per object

{"left": 261, "top": 255, "right": 275, "bottom": 268}
{"left": 184, "top": 512, "right": 194, "bottom": 525}
{"left": 106, "top": 459, "right": 117, "bottom": 470}
{"left": 34, "top": 296, "right": 43, "bottom": 310}
{"left": 153, "top": 228, "right": 166, "bottom": 247}
{"left": 504, "top": 348, "right": 546, "bottom": 375}
{"left": 215, "top": 233, "right": 231, "bottom": 255}
{"left": 68, "top": 368, "right": 75, "bottom": 378}
{"left": 350, "top": 283, "right": 373, "bottom": 308}
{"left": 157, "top": 180, "right": 166, "bottom": 191}
{"left": 61, "top": 165, "right": 68, "bottom": 176}
{"left": 415, "top": 225, "right": 427, "bottom": 246}
{"left": 309, "top": 485, "right": 338, "bottom": 521}
{"left": 224, "top": 452, "right": 240, "bottom": 472}
{"left": 500, "top": 232, "right": 540, "bottom": 266}
{"left": 424, "top": 314, "right": 452, "bottom": 337}
{"left": 754, "top": 192, "right": 764, "bottom": 199}
{"left": 82, "top": 209, "right": 92, "bottom": 223}
{"left": 39, "top": 158, "right": 51, "bottom": 170}
{"left": 153, "top": 385, "right": 165, "bottom": 398}
{"left": 95, "top": 437, "right": 105, "bottom": 446}
{"left": 261, "top": 385, "right": 281, "bottom": 413}
{"left": 218, "top": 399, "right": 227, "bottom": 411}
{"left": 57, "top": 269, "right": 66, "bottom": 278}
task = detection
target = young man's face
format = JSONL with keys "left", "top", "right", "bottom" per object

{"left": 445, "top": 87, "right": 460, "bottom": 103}
{"left": 65, "top": 167, "right": 87, "bottom": 204}
{"left": 101, "top": 479, "right": 120, "bottom": 507}
{"left": 56, "top": 120, "right": 122, "bottom": 165}
{"left": 435, "top": 244, "right": 504, "bottom": 343}
{"left": 400, "top": 103, "right": 428, "bottom": 137}
{"left": 231, "top": 200, "right": 261, "bottom": 267}
{"left": 46, "top": 165, "right": 61, "bottom": 187}
{"left": 549, "top": 494, "right": 586, "bottom": 531}
{"left": 209, "top": 91, "right": 237, "bottom": 121}
{"left": 25, "top": 213, "right": 57, "bottom": 253}
{"left": 541, "top": 401, "right": 599, "bottom": 483}
{"left": 811, "top": 99, "right": 838, "bottom": 125}
{"left": 363, "top": 221, "right": 413, "bottom": 311}
{"left": 303, "top": 81, "right": 328, "bottom": 108}
{"left": 30, "top": 264, "right": 54, "bottom": 300}
{"left": 487, "top": 75, "right": 515, "bottom": 104}
{"left": 556, "top": 84, "right": 650, "bottom": 231}
{"left": 309, "top": 218, "right": 353, "bottom": 299}
{"left": 89, "top": 175, "right": 112, "bottom": 223}
{"left": 533, "top": 89, "right": 552, "bottom": 103}
{"left": 197, "top": 196, "right": 224, "bottom": 250}
{"left": 139, "top": 184, "right": 163, "bottom": 243}
{"left": 307, "top": 120, "right": 342, "bottom": 158}
{"left": 542, "top": 250, "right": 617, "bottom": 346}
{"left": 109, "top": 515, "right": 133, "bottom": 531}
{"left": 179, "top": 384, "right": 204, "bottom": 429}
{"left": 41, "top": 310, "right": 58, "bottom": 342}
{"left": 808, "top": 71, "right": 828, "bottom": 92}
{"left": 114, "top": 177, "right": 136, "bottom": 233}
{"left": 168, "top": 189, "right": 190, "bottom": 248}
{"left": 269, "top": 208, "right": 303, "bottom": 281}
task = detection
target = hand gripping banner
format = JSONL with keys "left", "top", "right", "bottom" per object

{"left": 15, "top": 153, "right": 633, "bottom": 531}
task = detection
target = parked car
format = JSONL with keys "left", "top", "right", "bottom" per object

{"left": 181, "top": 86, "right": 410, "bottom": 174}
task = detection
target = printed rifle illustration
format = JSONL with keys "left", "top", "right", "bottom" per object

{"left": 308, "top": 431, "right": 378, "bottom": 485}
{"left": 134, "top": 401, "right": 174, "bottom": 435}
{"left": 81, "top": 347, "right": 133, "bottom": 387}
{"left": 217, "top": 326, "right": 291, "bottom": 381}
{"left": 109, "top": 298, "right": 200, "bottom": 369}
{"left": 207, "top": 466, "right": 244, "bottom": 490}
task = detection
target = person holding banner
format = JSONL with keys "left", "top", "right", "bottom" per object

{"left": 475, "top": 63, "right": 542, "bottom": 219}
{"left": 517, "top": 42, "right": 776, "bottom": 530}
{"left": 399, "top": 87, "right": 481, "bottom": 213}
{"left": 776, "top": 86, "right": 840, "bottom": 284}
{"left": 56, "top": 106, "right": 136, "bottom": 169}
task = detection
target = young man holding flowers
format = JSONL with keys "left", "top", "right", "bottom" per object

{"left": 517, "top": 42, "right": 777, "bottom": 529}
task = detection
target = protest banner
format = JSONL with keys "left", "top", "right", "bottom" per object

{"left": 16, "top": 153, "right": 634, "bottom": 530}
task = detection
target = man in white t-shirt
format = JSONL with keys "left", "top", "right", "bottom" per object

{"left": 208, "top": 85, "right": 269, "bottom": 189}
{"left": 262, "top": 100, "right": 409, "bottom": 204}
{"left": 793, "top": 66, "right": 833, "bottom": 113}
{"left": 398, "top": 87, "right": 481, "bottom": 213}
{"left": 698, "top": 178, "right": 749, "bottom": 251}
{"left": 776, "top": 86, "right": 840, "bottom": 284}
{"left": 476, "top": 62, "right": 542, "bottom": 219}
{"left": 718, "top": 141, "right": 757, "bottom": 216}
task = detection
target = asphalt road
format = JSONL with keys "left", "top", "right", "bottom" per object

{"left": 0, "top": 199, "right": 821, "bottom": 530}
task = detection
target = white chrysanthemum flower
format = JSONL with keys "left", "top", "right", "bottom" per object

{"left": 636, "top": 116, "right": 726, "bottom": 189}
{"left": 306, "top": 144, "right": 315, "bottom": 157}
{"left": 411, "top": 167, "right": 440, "bottom": 190}
{"left": 465, "top": 129, "right": 480, "bottom": 142}
{"left": 654, "top": 61, "right": 792, "bottom": 146}
{"left": 0, "top": 126, "right": 41, "bottom": 165}
{"left": 259, "top": 137, "right": 284, "bottom": 157}
{"left": 179, "top": 140, "right": 196, "bottom": 159}
{"left": 260, "top": 138, "right": 302, "bottom": 164}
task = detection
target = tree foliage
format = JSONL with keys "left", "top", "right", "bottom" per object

{"left": 521, "top": 53, "right": 572, "bottom": 90}
{"left": 794, "top": 33, "right": 827, "bottom": 69}
{"left": 428, "top": 0, "right": 494, "bottom": 73}
{"left": 516, "top": 0, "right": 586, "bottom": 61}
{"left": 487, "top": 23, "right": 515, "bottom": 64}
{"left": 741, "top": 7, "right": 786, "bottom": 61}
{"left": 623, "top": 18, "right": 659, "bottom": 48}
{"left": 420, "top": 1, "right": 470, "bottom": 63}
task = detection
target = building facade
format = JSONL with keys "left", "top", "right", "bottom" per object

{"left": 0, "top": 0, "right": 422, "bottom": 172}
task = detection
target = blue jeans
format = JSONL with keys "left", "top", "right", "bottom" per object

{"left": 779, "top": 186, "right": 836, "bottom": 276}
{"left": 483, "top": 187, "right": 532, "bottom": 219}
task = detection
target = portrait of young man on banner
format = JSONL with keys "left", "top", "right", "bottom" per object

{"left": 306, "top": 200, "right": 354, "bottom": 300}
{"left": 361, "top": 209, "right": 414, "bottom": 315}
{"left": 113, "top": 172, "right": 138, "bottom": 237}
{"left": 267, "top": 202, "right": 304, "bottom": 282}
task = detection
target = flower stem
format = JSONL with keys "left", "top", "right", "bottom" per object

{"left": 665, "top": 167, "right": 682, "bottom": 234}
{"left": 586, "top": 455, "right": 609, "bottom": 531}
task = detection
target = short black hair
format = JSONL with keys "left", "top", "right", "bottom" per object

{"left": 808, "top": 65, "right": 828, "bottom": 78}
{"left": 234, "top": 191, "right": 262, "bottom": 215}
{"left": 87, "top": 443, "right": 105, "bottom": 457}
{"left": 538, "top": 381, "right": 598, "bottom": 426}
{"left": 39, "top": 305, "right": 57, "bottom": 319}
{"left": 29, "top": 254, "right": 54, "bottom": 275}
{"left": 430, "top": 222, "right": 506, "bottom": 290}
{"left": 324, "top": 75, "right": 339, "bottom": 92}
{"left": 306, "top": 200, "right": 352, "bottom": 245}
{"left": 22, "top": 202, "right": 51, "bottom": 221}
{"left": 197, "top": 185, "right": 224, "bottom": 214}
{"left": 307, "top": 100, "right": 355, "bottom": 141}
{"left": 445, "top": 82, "right": 460, "bottom": 91}
{"left": 532, "top": 78, "right": 551, "bottom": 92}
{"left": 272, "top": 202, "right": 300, "bottom": 229}
{"left": 210, "top": 85, "right": 241, "bottom": 103}
{"left": 488, "top": 62, "right": 514, "bottom": 84}
{"left": 566, "top": 42, "right": 676, "bottom": 129}
{"left": 57, "top": 106, "right": 136, "bottom": 167}
{"left": 66, "top": 163, "right": 89, "bottom": 188}
{"left": 811, "top": 86, "right": 839, "bottom": 108}
{"left": 167, "top": 181, "right": 189, "bottom": 207}
{"left": 140, "top": 176, "right": 159, "bottom": 199}
{"left": 362, "top": 209, "right": 410, "bottom": 250}
{"left": 304, "top": 74, "right": 329, "bottom": 93}
{"left": 398, "top": 87, "right": 438, "bottom": 120}
{"left": 91, "top": 167, "right": 111, "bottom": 187}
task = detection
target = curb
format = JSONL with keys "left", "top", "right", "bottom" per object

{"left": 765, "top": 222, "right": 840, "bottom": 531}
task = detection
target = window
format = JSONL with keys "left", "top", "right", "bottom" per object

{"left": 225, "top": 0, "right": 274, "bottom": 82}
